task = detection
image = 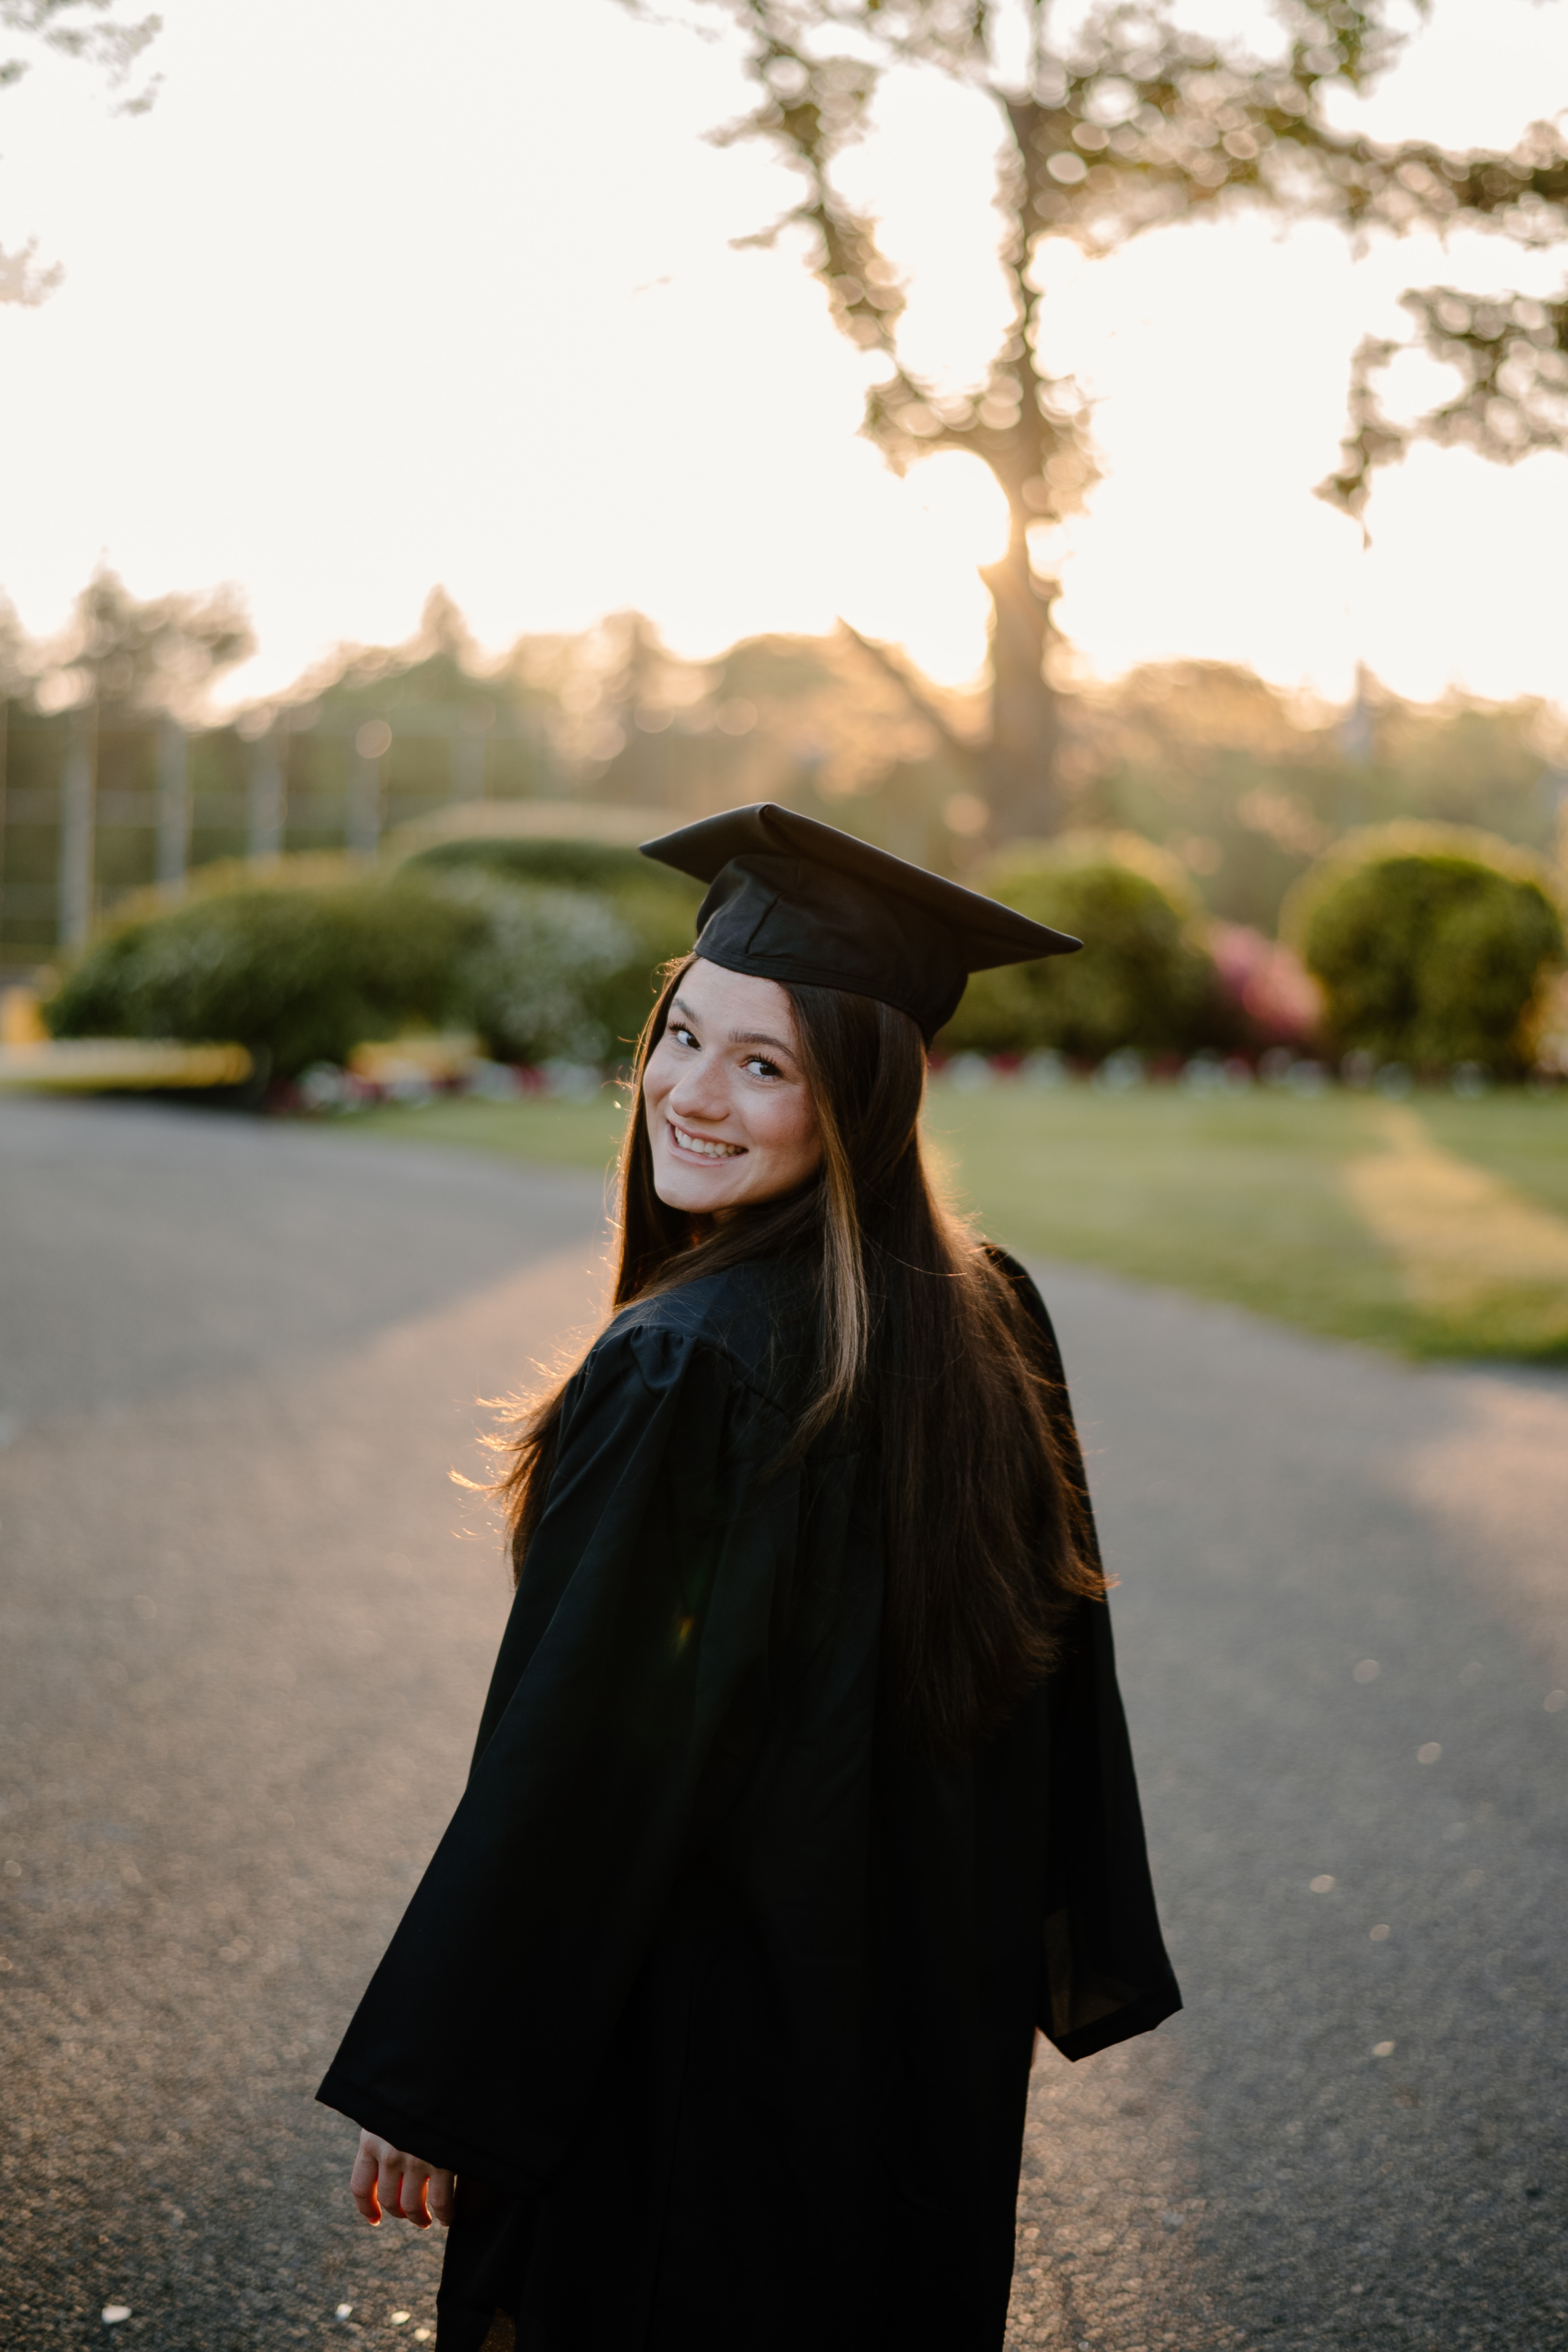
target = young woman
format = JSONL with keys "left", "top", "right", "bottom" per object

{"left": 319, "top": 804, "right": 1180, "bottom": 2352}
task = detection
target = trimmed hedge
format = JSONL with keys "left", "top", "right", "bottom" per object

{"left": 1283, "top": 824, "right": 1565, "bottom": 1073}
{"left": 44, "top": 862, "right": 671, "bottom": 1077}
{"left": 401, "top": 835, "right": 702, "bottom": 1053}
{"left": 405, "top": 837, "right": 667, "bottom": 894}
{"left": 939, "top": 833, "right": 1214, "bottom": 1060}
{"left": 45, "top": 876, "right": 471, "bottom": 1077}
{"left": 433, "top": 870, "right": 634, "bottom": 1064}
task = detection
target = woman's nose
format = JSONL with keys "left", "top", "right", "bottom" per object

{"left": 667, "top": 1060, "right": 728, "bottom": 1123}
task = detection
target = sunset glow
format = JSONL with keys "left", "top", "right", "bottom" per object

{"left": 0, "top": 0, "right": 1563, "bottom": 711}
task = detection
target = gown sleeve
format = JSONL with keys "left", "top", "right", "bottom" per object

{"left": 987, "top": 1248, "right": 1183, "bottom": 2062}
{"left": 315, "top": 1316, "right": 793, "bottom": 2190}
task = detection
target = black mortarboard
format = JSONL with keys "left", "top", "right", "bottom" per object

{"left": 640, "top": 802, "right": 1080, "bottom": 1044}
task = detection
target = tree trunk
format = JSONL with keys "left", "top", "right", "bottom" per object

{"left": 979, "top": 512, "right": 1059, "bottom": 840}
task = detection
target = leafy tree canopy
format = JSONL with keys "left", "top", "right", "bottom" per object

{"left": 30, "top": 566, "right": 253, "bottom": 717}
{"left": 1, "top": 0, "right": 162, "bottom": 303}
{"left": 632, "top": 0, "right": 1568, "bottom": 825}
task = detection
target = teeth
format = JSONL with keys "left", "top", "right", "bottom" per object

{"left": 671, "top": 1122, "right": 742, "bottom": 1160}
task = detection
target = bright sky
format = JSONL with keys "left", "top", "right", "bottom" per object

{"left": 0, "top": 0, "right": 1564, "bottom": 711}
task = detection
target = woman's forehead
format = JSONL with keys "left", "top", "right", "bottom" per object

{"left": 681, "top": 958, "right": 799, "bottom": 1040}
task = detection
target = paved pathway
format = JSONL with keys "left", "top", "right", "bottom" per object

{"left": 1, "top": 1097, "right": 1563, "bottom": 2350}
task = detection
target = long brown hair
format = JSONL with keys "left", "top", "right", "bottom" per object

{"left": 495, "top": 955, "right": 1106, "bottom": 1751}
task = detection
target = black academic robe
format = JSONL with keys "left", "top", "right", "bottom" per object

{"left": 318, "top": 1251, "right": 1179, "bottom": 2352}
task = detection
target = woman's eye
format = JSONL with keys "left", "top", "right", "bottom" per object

{"left": 743, "top": 1055, "right": 781, "bottom": 1080}
{"left": 672, "top": 1025, "right": 699, "bottom": 1049}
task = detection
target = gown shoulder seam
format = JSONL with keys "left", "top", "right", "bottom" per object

{"left": 590, "top": 1308, "right": 799, "bottom": 1424}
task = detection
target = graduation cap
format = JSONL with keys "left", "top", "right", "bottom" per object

{"left": 640, "top": 802, "right": 1081, "bottom": 1045}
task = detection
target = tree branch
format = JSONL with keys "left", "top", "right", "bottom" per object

{"left": 836, "top": 620, "right": 989, "bottom": 773}
{"left": 1319, "top": 284, "right": 1568, "bottom": 523}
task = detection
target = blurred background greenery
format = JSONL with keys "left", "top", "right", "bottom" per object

{"left": 4, "top": 567, "right": 1564, "bottom": 1381}
{"left": 3, "top": 571, "right": 1562, "bottom": 1082}
{"left": 4, "top": 575, "right": 1565, "bottom": 957}
{"left": 4, "top": 0, "right": 1567, "bottom": 1365}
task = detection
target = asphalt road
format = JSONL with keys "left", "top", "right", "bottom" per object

{"left": 2, "top": 1096, "right": 1564, "bottom": 2352}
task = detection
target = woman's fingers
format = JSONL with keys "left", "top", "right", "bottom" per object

{"left": 377, "top": 2146, "right": 437, "bottom": 2229}
{"left": 350, "top": 2131, "right": 385, "bottom": 2225}
{"left": 377, "top": 2146, "right": 414, "bottom": 2225}
{"left": 349, "top": 2131, "right": 454, "bottom": 2230}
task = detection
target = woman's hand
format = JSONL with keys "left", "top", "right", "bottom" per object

{"left": 350, "top": 2130, "right": 456, "bottom": 2229}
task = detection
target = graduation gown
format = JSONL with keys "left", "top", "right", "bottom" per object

{"left": 318, "top": 1250, "right": 1179, "bottom": 2352}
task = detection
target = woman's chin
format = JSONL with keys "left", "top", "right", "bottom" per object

{"left": 651, "top": 1154, "right": 748, "bottom": 1213}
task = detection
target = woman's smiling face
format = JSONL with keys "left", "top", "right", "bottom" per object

{"left": 642, "top": 958, "right": 822, "bottom": 1214}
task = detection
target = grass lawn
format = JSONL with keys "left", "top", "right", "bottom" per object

{"left": 335, "top": 1080, "right": 1568, "bottom": 1362}
{"left": 345, "top": 1090, "right": 634, "bottom": 1174}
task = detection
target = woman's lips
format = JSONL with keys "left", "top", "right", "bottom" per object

{"left": 668, "top": 1119, "right": 745, "bottom": 1161}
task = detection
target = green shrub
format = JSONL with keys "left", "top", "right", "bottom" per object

{"left": 939, "top": 833, "right": 1214, "bottom": 1060}
{"left": 1283, "top": 824, "right": 1565, "bottom": 1073}
{"left": 404, "top": 835, "right": 702, "bottom": 1051}
{"left": 585, "top": 879, "right": 701, "bottom": 1048}
{"left": 44, "top": 865, "right": 667, "bottom": 1076}
{"left": 406, "top": 836, "right": 666, "bottom": 894}
{"left": 430, "top": 871, "right": 635, "bottom": 1063}
{"left": 45, "top": 876, "right": 478, "bottom": 1077}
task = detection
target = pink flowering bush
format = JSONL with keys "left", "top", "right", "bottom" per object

{"left": 1207, "top": 922, "right": 1323, "bottom": 1053}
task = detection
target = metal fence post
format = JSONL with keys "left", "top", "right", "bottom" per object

{"left": 451, "top": 727, "right": 487, "bottom": 802}
{"left": 0, "top": 699, "right": 9, "bottom": 955}
{"left": 348, "top": 720, "right": 388, "bottom": 855}
{"left": 58, "top": 701, "right": 97, "bottom": 951}
{"left": 249, "top": 724, "right": 285, "bottom": 860}
{"left": 156, "top": 713, "right": 190, "bottom": 894}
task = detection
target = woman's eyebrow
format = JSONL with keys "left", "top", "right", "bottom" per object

{"left": 730, "top": 1028, "right": 795, "bottom": 1053}
{"left": 670, "top": 996, "right": 794, "bottom": 1054}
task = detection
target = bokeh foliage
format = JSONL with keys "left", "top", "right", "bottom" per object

{"left": 42, "top": 849, "right": 701, "bottom": 1077}
{"left": 1066, "top": 662, "right": 1568, "bottom": 935}
{"left": 44, "top": 873, "right": 473, "bottom": 1078}
{"left": 941, "top": 832, "right": 1212, "bottom": 1059}
{"left": 1285, "top": 824, "right": 1566, "bottom": 1073}
{"left": 5, "top": 571, "right": 1564, "bottom": 962}
{"left": 401, "top": 835, "right": 703, "bottom": 1054}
